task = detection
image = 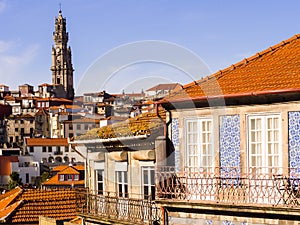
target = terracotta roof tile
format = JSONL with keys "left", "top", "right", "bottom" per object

{"left": 52, "top": 164, "right": 84, "bottom": 172}
{"left": 0, "top": 200, "right": 23, "bottom": 222}
{"left": 146, "top": 83, "right": 181, "bottom": 91}
{"left": 57, "top": 166, "right": 80, "bottom": 175}
{"left": 43, "top": 165, "right": 85, "bottom": 186}
{"left": 25, "top": 138, "right": 68, "bottom": 146}
{"left": 0, "top": 187, "right": 22, "bottom": 209}
{"left": 5, "top": 188, "right": 86, "bottom": 223}
{"left": 162, "top": 34, "right": 300, "bottom": 103}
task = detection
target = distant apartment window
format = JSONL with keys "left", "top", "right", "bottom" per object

{"left": 9, "top": 137, "right": 13, "bottom": 143}
{"left": 30, "top": 120, "right": 33, "bottom": 124}
{"left": 42, "top": 158, "right": 47, "bottom": 163}
{"left": 65, "top": 146, "right": 69, "bottom": 152}
{"left": 48, "top": 146, "right": 52, "bottom": 152}
{"left": 21, "top": 128, "right": 24, "bottom": 135}
{"left": 46, "top": 102, "right": 49, "bottom": 107}
{"left": 42, "top": 147, "right": 47, "bottom": 152}
{"left": 247, "top": 114, "right": 281, "bottom": 173}
{"left": 116, "top": 171, "right": 128, "bottom": 198}
{"left": 85, "top": 124, "right": 89, "bottom": 130}
{"left": 69, "top": 124, "right": 73, "bottom": 130}
{"left": 48, "top": 157, "right": 54, "bottom": 163}
{"left": 29, "top": 146, "right": 34, "bottom": 153}
{"left": 69, "top": 133, "right": 73, "bottom": 138}
{"left": 57, "top": 146, "right": 61, "bottom": 152}
{"left": 15, "top": 128, "right": 18, "bottom": 132}
{"left": 97, "top": 170, "right": 104, "bottom": 195}
{"left": 76, "top": 124, "right": 81, "bottom": 130}
{"left": 142, "top": 166, "right": 155, "bottom": 200}
{"left": 20, "top": 120, "right": 24, "bottom": 124}
{"left": 59, "top": 174, "right": 64, "bottom": 181}
{"left": 15, "top": 136, "right": 19, "bottom": 143}
{"left": 68, "top": 174, "right": 72, "bottom": 181}
{"left": 185, "top": 118, "right": 213, "bottom": 173}
{"left": 26, "top": 173, "right": 29, "bottom": 183}
{"left": 74, "top": 174, "right": 79, "bottom": 181}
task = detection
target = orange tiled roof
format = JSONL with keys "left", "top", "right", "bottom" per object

{"left": 0, "top": 187, "right": 23, "bottom": 209}
{"left": 43, "top": 165, "right": 84, "bottom": 186}
{"left": 0, "top": 187, "right": 23, "bottom": 222}
{"left": 11, "top": 189, "right": 84, "bottom": 223}
{"left": 42, "top": 176, "right": 85, "bottom": 186}
{"left": 162, "top": 34, "right": 300, "bottom": 103}
{"left": 51, "top": 164, "right": 85, "bottom": 172}
{"left": 0, "top": 200, "right": 23, "bottom": 222}
{"left": 43, "top": 165, "right": 85, "bottom": 186}
{"left": 25, "top": 138, "right": 68, "bottom": 146}
{"left": 0, "top": 187, "right": 22, "bottom": 202}
{"left": 57, "top": 166, "right": 80, "bottom": 175}
{"left": 146, "top": 83, "right": 181, "bottom": 91}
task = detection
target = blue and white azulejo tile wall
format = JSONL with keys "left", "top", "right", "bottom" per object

{"left": 219, "top": 115, "right": 241, "bottom": 174}
{"left": 288, "top": 111, "right": 300, "bottom": 170}
{"left": 171, "top": 118, "right": 180, "bottom": 171}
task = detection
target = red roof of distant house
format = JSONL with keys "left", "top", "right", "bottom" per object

{"left": 160, "top": 34, "right": 300, "bottom": 104}
{"left": 146, "top": 83, "right": 181, "bottom": 92}
{"left": 36, "top": 97, "right": 72, "bottom": 103}
{"left": 25, "top": 138, "right": 68, "bottom": 146}
{"left": 113, "top": 93, "right": 145, "bottom": 98}
{"left": 42, "top": 165, "right": 85, "bottom": 186}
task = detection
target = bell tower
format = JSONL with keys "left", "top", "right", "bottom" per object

{"left": 51, "top": 9, "right": 74, "bottom": 99}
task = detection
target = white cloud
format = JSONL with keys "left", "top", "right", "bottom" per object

{"left": 0, "top": 40, "right": 13, "bottom": 53}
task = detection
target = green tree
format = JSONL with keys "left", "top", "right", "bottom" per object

{"left": 7, "top": 171, "right": 22, "bottom": 190}
{"left": 41, "top": 171, "right": 50, "bottom": 183}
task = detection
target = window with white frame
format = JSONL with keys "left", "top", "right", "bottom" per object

{"left": 248, "top": 114, "right": 281, "bottom": 172}
{"left": 185, "top": 118, "right": 213, "bottom": 172}
{"left": 142, "top": 166, "right": 155, "bottom": 200}
{"left": 116, "top": 171, "right": 128, "bottom": 198}
{"left": 59, "top": 174, "right": 64, "bottom": 181}
{"left": 97, "top": 169, "right": 104, "bottom": 195}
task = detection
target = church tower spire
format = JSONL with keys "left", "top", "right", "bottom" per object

{"left": 51, "top": 9, "right": 74, "bottom": 99}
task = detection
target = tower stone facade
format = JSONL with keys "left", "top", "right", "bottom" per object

{"left": 51, "top": 10, "right": 74, "bottom": 100}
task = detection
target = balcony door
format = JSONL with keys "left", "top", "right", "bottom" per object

{"left": 185, "top": 118, "right": 214, "bottom": 173}
{"left": 247, "top": 114, "right": 282, "bottom": 204}
{"left": 247, "top": 114, "right": 282, "bottom": 173}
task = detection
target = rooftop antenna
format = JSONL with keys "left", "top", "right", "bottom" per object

{"left": 59, "top": 3, "right": 62, "bottom": 13}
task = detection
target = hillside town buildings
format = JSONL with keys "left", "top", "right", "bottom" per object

{"left": 3, "top": 6, "right": 300, "bottom": 225}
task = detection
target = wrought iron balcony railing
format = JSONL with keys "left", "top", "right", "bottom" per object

{"left": 156, "top": 166, "right": 300, "bottom": 208}
{"left": 76, "top": 191, "right": 161, "bottom": 225}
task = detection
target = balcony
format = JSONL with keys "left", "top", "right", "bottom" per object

{"left": 53, "top": 150, "right": 63, "bottom": 155}
{"left": 76, "top": 191, "right": 161, "bottom": 225}
{"left": 156, "top": 166, "right": 300, "bottom": 208}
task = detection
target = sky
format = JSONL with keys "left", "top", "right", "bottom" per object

{"left": 0, "top": 0, "right": 300, "bottom": 95}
